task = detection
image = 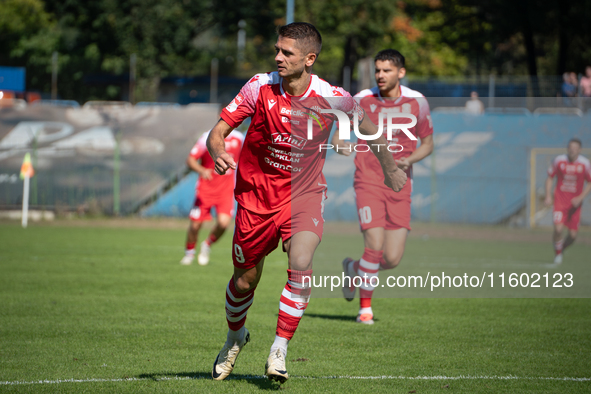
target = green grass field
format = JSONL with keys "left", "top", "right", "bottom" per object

{"left": 1, "top": 220, "right": 590, "bottom": 393}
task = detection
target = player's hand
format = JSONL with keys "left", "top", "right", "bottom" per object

{"left": 395, "top": 157, "right": 411, "bottom": 171}
{"left": 333, "top": 140, "right": 356, "bottom": 156}
{"left": 544, "top": 195, "right": 553, "bottom": 207}
{"left": 199, "top": 168, "right": 214, "bottom": 180}
{"left": 571, "top": 195, "right": 583, "bottom": 208}
{"left": 213, "top": 152, "right": 236, "bottom": 175}
{"left": 383, "top": 165, "right": 407, "bottom": 192}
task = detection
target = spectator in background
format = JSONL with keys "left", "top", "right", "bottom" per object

{"left": 465, "top": 91, "right": 484, "bottom": 115}
{"left": 580, "top": 66, "right": 591, "bottom": 97}
{"left": 561, "top": 72, "right": 577, "bottom": 98}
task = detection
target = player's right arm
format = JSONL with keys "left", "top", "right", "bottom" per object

{"left": 544, "top": 176, "right": 554, "bottom": 207}
{"left": 186, "top": 156, "right": 213, "bottom": 181}
{"left": 206, "top": 119, "right": 236, "bottom": 176}
{"left": 545, "top": 158, "right": 558, "bottom": 207}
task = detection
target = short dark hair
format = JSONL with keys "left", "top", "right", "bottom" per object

{"left": 278, "top": 22, "right": 322, "bottom": 56}
{"left": 375, "top": 49, "right": 405, "bottom": 69}
{"left": 569, "top": 138, "right": 582, "bottom": 147}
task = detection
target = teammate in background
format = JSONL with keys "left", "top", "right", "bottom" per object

{"left": 544, "top": 138, "right": 591, "bottom": 264}
{"left": 333, "top": 49, "right": 434, "bottom": 325}
{"left": 207, "top": 23, "right": 406, "bottom": 383}
{"left": 180, "top": 129, "right": 243, "bottom": 266}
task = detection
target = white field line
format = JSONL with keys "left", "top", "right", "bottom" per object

{"left": 1, "top": 375, "right": 590, "bottom": 385}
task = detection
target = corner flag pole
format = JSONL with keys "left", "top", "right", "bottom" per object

{"left": 20, "top": 153, "right": 35, "bottom": 228}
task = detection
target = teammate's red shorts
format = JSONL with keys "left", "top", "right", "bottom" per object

{"left": 231, "top": 190, "right": 327, "bottom": 269}
{"left": 553, "top": 204, "right": 582, "bottom": 231}
{"left": 355, "top": 181, "right": 411, "bottom": 231}
{"left": 189, "top": 194, "right": 235, "bottom": 222}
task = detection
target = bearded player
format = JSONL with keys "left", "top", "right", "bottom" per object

{"left": 334, "top": 49, "right": 434, "bottom": 324}
{"left": 544, "top": 138, "right": 591, "bottom": 264}
{"left": 206, "top": 23, "right": 407, "bottom": 383}
{"left": 180, "top": 129, "right": 243, "bottom": 266}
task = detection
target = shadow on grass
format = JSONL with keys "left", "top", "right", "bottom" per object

{"left": 137, "top": 371, "right": 280, "bottom": 390}
{"left": 304, "top": 313, "right": 379, "bottom": 323}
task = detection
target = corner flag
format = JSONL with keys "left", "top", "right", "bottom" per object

{"left": 20, "top": 152, "right": 35, "bottom": 179}
{"left": 20, "top": 153, "right": 34, "bottom": 228}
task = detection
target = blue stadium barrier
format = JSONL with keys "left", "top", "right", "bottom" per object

{"left": 142, "top": 113, "right": 591, "bottom": 224}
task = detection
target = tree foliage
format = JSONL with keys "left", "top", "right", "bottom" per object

{"left": 1, "top": 0, "right": 590, "bottom": 101}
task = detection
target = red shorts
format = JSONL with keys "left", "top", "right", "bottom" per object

{"left": 553, "top": 205, "right": 582, "bottom": 230}
{"left": 355, "top": 182, "right": 411, "bottom": 231}
{"left": 189, "top": 194, "right": 235, "bottom": 222}
{"left": 231, "top": 191, "right": 327, "bottom": 269}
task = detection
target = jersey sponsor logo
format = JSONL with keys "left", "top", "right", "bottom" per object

{"left": 281, "top": 116, "right": 300, "bottom": 125}
{"left": 268, "top": 98, "right": 277, "bottom": 110}
{"left": 263, "top": 157, "right": 303, "bottom": 172}
{"left": 370, "top": 104, "right": 377, "bottom": 113}
{"left": 312, "top": 217, "right": 319, "bottom": 226}
{"left": 271, "top": 132, "right": 307, "bottom": 150}
{"left": 280, "top": 107, "right": 305, "bottom": 117}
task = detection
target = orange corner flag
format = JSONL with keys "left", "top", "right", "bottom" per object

{"left": 20, "top": 153, "right": 35, "bottom": 179}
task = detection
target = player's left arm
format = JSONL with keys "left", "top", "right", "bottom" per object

{"left": 357, "top": 111, "right": 407, "bottom": 192}
{"left": 396, "top": 134, "right": 434, "bottom": 171}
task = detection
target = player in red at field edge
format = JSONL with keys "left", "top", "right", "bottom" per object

{"left": 180, "top": 129, "right": 243, "bottom": 266}
{"left": 333, "top": 49, "right": 434, "bottom": 325}
{"left": 206, "top": 23, "right": 407, "bottom": 383}
{"left": 544, "top": 138, "right": 591, "bottom": 264}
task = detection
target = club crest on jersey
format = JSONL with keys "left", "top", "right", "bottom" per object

{"left": 271, "top": 132, "right": 307, "bottom": 150}
{"left": 268, "top": 99, "right": 277, "bottom": 110}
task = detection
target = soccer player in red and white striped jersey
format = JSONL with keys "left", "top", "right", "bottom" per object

{"left": 180, "top": 130, "right": 243, "bottom": 266}
{"left": 544, "top": 138, "right": 591, "bottom": 264}
{"left": 206, "top": 23, "right": 407, "bottom": 383}
{"left": 333, "top": 49, "right": 434, "bottom": 324}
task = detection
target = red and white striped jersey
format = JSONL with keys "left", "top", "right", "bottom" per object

{"left": 189, "top": 130, "right": 243, "bottom": 199}
{"left": 548, "top": 154, "right": 591, "bottom": 209}
{"left": 221, "top": 72, "right": 361, "bottom": 213}
{"left": 353, "top": 85, "right": 433, "bottom": 194}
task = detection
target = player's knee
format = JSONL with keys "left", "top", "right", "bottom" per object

{"left": 288, "top": 254, "right": 313, "bottom": 271}
{"left": 234, "top": 275, "right": 256, "bottom": 293}
{"left": 364, "top": 237, "right": 383, "bottom": 251}
{"left": 190, "top": 221, "right": 202, "bottom": 232}
{"left": 383, "top": 252, "right": 403, "bottom": 269}
{"left": 568, "top": 231, "right": 578, "bottom": 240}
{"left": 217, "top": 215, "right": 232, "bottom": 229}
